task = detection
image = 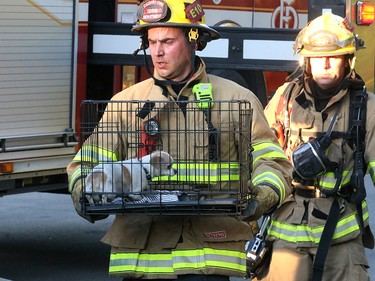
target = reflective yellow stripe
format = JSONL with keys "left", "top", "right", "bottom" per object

{"left": 69, "top": 167, "right": 82, "bottom": 192}
{"left": 252, "top": 171, "right": 286, "bottom": 203}
{"left": 368, "top": 161, "right": 375, "bottom": 182}
{"left": 70, "top": 145, "right": 117, "bottom": 192}
{"left": 154, "top": 162, "right": 240, "bottom": 183}
{"left": 252, "top": 142, "right": 287, "bottom": 165}
{"left": 73, "top": 145, "right": 118, "bottom": 163}
{"left": 109, "top": 248, "right": 246, "bottom": 275}
{"left": 69, "top": 166, "right": 98, "bottom": 192}
{"left": 268, "top": 201, "right": 369, "bottom": 243}
{"left": 318, "top": 170, "right": 351, "bottom": 190}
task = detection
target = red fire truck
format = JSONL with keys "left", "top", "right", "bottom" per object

{"left": 0, "top": 0, "right": 374, "bottom": 195}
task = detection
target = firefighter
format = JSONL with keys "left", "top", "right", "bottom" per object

{"left": 258, "top": 12, "right": 375, "bottom": 281}
{"left": 67, "top": 0, "right": 293, "bottom": 280}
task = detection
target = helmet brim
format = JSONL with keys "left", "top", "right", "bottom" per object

{"left": 132, "top": 22, "right": 221, "bottom": 41}
{"left": 299, "top": 45, "right": 356, "bottom": 57}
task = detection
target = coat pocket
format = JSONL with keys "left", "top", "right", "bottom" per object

{"left": 193, "top": 216, "right": 252, "bottom": 244}
{"left": 146, "top": 216, "right": 183, "bottom": 251}
{"left": 272, "top": 194, "right": 303, "bottom": 225}
{"left": 101, "top": 215, "right": 153, "bottom": 249}
{"left": 308, "top": 197, "right": 345, "bottom": 228}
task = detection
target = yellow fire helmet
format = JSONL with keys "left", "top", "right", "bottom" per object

{"left": 132, "top": 0, "right": 220, "bottom": 50}
{"left": 294, "top": 12, "right": 361, "bottom": 57}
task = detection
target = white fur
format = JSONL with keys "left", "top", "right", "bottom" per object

{"left": 85, "top": 150, "right": 177, "bottom": 205}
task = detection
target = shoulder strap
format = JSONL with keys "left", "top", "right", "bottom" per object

{"left": 348, "top": 86, "right": 367, "bottom": 150}
{"left": 349, "top": 86, "right": 368, "bottom": 204}
{"left": 276, "top": 78, "right": 303, "bottom": 120}
{"left": 317, "top": 86, "right": 367, "bottom": 144}
{"left": 274, "top": 77, "right": 303, "bottom": 149}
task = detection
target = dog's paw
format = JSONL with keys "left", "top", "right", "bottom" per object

{"left": 128, "top": 194, "right": 144, "bottom": 202}
{"left": 101, "top": 194, "right": 117, "bottom": 205}
{"left": 86, "top": 195, "right": 96, "bottom": 206}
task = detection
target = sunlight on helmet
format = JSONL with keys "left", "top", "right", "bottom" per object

{"left": 293, "top": 12, "right": 362, "bottom": 57}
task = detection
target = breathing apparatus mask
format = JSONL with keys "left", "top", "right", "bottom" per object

{"left": 292, "top": 103, "right": 341, "bottom": 180}
{"left": 292, "top": 134, "right": 337, "bottom": 180}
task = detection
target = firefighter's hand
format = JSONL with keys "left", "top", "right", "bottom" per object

{"left": 71, "top": 180, "right": 108, "bottom": 223}
{"left": 242, "top": 183, "right": 279, "bottom": 221}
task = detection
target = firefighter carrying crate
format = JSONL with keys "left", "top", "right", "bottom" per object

{"left": 66, "top": 0, "right": 293, "bottom": 279}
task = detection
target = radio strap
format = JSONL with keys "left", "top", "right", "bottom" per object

{"left": 193, "top": 83, "right": 220, "bottom": 161}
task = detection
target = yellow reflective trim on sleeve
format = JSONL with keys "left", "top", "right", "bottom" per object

{"left": 153, "top": 162, "right": 240, "bottom": 183}
{"left": 367, "top": 161, "right": 375, "bottom": 182}
{"left": 73, "top": 145, "right": 118, "bottom": 163}
{"left": 252, "top": 171, "right": 286, "bottom": 202}
{"left": 252, "top": 142, "right": 287, "bottom": 164}
{"left": 69, "top": 167, "right": 82, "bottom": 193}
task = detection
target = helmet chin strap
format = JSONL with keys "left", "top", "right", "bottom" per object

{"left": 349, "top": 55, "right": 356, "bottom": 71}
{"left": 188, "top": 27, "right": 199, "bottom": 78}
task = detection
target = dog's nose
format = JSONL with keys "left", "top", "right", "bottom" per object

{"left": 173, "top": 169, "right": 178, "bottom": 175}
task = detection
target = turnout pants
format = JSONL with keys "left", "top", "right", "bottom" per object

{"left": 257, "top": 236, "right": 369, "bottom": 281}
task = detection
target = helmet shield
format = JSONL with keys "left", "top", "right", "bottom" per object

{"left": 294, "top": 13, "right": 359, "bottom": 57}
{"left": 132, "top": 0, "right": 220, "bottom": 48}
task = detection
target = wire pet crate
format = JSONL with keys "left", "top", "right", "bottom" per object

{"left": 79, "top": 99, "right": 253, "bottom": 216}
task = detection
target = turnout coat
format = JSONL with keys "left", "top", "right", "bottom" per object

{"left": 67, "top": 59, "right": 293, "bottom": 279}
{"left": 264, "top": 73, "right": 375, "bottom": 255}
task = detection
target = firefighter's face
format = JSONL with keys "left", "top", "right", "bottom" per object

{"left": 148, "top": 27, "right": 193, "bottom": 82}
{"left": 309, "top": 56, "right": 347, "bottom": 90}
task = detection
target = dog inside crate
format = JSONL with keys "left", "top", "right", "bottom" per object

{"left": 79, "top": 99, "right": 253, "bottom": 215}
